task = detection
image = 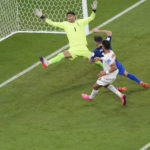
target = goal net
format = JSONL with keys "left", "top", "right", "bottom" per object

{"left": 0, "top": 0, "right": 89, "bottom": 42}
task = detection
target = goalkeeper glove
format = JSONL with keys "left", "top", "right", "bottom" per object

{"left": 34, "top": 9, "right": 45, "bottom": 19}
{"left": 91, "top": 0, "right": 98, "bottom": 12}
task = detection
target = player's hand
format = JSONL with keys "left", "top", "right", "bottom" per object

{"left": 91, "top": 0, "right": 98, "bottom": 10}
{"left": 94, "top": 57, "right": 101, "bottom": 62}
{"left": 34, "top": 9, "right": 43, "bottom": 18}
{"left": 92, "top": 28, "right": 100, "bottom": 33}
{"left": 88, "top": 56, "right": 94, "bottom": 63}
{"left": 98, "top": 71, "right": 106, "bottom": 77}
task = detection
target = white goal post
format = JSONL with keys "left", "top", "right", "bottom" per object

{"left": 0, "top": 0, "right": 89, "bottom": 42}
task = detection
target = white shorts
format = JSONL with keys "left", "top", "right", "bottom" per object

{"left": 96, "top": 71, "right": 118, "bottom": 86}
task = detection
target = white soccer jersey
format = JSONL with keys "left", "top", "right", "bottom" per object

{"left": 96, "top": 50, "right": 118, "bottom": 86}
{"left": 101, "top": 50, "right": 118, "bottom": 77}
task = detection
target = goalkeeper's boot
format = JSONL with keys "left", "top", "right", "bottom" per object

{"left": 140, "top": 81, "right": 149, "bottom": 88}
{"left": 81, "top": 93, "right": 93, "bottom": 101}
{"left": 121, "top": 94, "right": 126, "bottom": 106}
{"left": 117, "top": 87, "right": 127, "bottom": 92}
{"left": 40, "top": 55, "right": 48, "bottom": 68}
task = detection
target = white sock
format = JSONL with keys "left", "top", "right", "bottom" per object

{"left": 89, "top": 89, "right": 99, "bottom": 99}
{"left": 107, "top": 85, "right": 122, "bottom": 98}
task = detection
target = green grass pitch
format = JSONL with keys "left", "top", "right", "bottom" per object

{"left": 0, "top": 0, "right": 150, "bottom": 149}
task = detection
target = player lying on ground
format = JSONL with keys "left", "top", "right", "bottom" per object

{"left": 34, "top": 0, "right": 102, "bottom": 68}
{"left": 82, "top": 40, "right": 126, "bottom": 105}
{"left": 88, "top": 29, "right": 149, "bottom": 88}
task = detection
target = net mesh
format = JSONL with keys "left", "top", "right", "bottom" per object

{"left": 0, "top": 0, "right": 18, "bottom": 41}
{"left": 0, "top": 0, "right": 85, "bottom": 41}
{"left": 17, "top": 0, "right": 83, "bottom": 32}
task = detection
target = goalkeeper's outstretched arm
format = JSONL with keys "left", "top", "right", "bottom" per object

{"left": 34, "top": 9, "right": 65, "bottom": 29}
{"left": 82, "top": 0, "right": 98, "bottom": 25}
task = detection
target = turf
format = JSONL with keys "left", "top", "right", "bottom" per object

{"left": 0, "top": 0, "right": 150, "bottom": 150}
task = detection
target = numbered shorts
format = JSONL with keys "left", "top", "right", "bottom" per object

{"left": 68, "top": 46, "right": 92, "bottom": 60}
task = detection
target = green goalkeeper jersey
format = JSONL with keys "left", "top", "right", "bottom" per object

{"left": 46, "top": 12, "right": 95, "bottom": 48}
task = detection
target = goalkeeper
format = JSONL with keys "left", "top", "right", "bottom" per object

{"left": 34, "top": 0, "right": 102, "bottom": 68}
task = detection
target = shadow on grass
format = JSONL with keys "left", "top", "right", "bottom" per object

{"left": 50, "top": 81, "right": 94, "bottom": 96}
{"left": 126, "top": 88, "right": 148, "bottom": 95}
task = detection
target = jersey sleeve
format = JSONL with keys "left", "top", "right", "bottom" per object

{"left": 90, "top": 49, "right": 98, "bottom": 60}
{"left": 91, "top": 52, "right": 95, "bottom": 60}
{"left": 80, "top": 12, "right": 96, "bottom": 26}
{"left": 45, "top": 19, "right": 65, "bottom": 29}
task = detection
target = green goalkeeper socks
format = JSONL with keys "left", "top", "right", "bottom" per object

{"left": 48, "top": 52, "right": 65, "bottom": 64}
{"left": 94, "top": 61, "right": 103, "bottom": 68}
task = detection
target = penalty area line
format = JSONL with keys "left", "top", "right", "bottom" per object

{"left": 0, "top": 0, "right": 146, "bottom": 88}
{"left": 140, "top": 143, "right": 150, "bottom": 150}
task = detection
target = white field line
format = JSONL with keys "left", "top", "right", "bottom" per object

{"left": 139, "top": 143, "right": 150, "bottom": 150}
{"left": 0, "top": 0, "right": 146, "bottom": 88}
{"left": 0, "top": 44, "right": 69, "bottom": 88}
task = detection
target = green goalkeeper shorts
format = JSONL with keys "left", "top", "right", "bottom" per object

{"left": 68, "top": 46, "right": 92, "bottom": 60}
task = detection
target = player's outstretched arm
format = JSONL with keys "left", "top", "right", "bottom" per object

{"left": 82, "top": 0, "right": 98, "bottom": 25}
{"left": 34, "top": 9, "right": 46, "bottom": 21}
{"left": 93, "top": 29, "right": 112, "bottom": 36}
{"left": 91, "top": 0, "right": 98, "bottom": 12}
{"left": 34, "top": 9, "right": 65, "bottom": 29}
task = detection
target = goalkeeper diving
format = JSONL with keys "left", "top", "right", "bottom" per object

{"left": 34, "top": 0, "right": 102, "bottom": 68}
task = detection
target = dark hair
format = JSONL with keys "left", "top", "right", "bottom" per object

{"left": 94, "top": 36, "right": 103, "bottom": 43}
{"left": 102, "top": 40, "right": 111, "bottom": 49}
{"left": 67, "top": 11, "right": 75, "bottom": 16}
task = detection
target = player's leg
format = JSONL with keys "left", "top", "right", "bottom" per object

{"left": 94, "top": 61, "right": 103, "bottom": 67}
{"left": 98, "top": 75, "right": 126, "bottom": 105}
{"left": 86, "top": 54, "right": 103, "bottom": 67}
{"left": 123, "top": 71, "right": 149, "bottom": 88}
{"left": 81, "top": 83, "right": 101, "bottom": 100}
{"left": 40, "top": 50, "right": 72, "bottom": 67}
{"left": 124, "top": 71, "right": 141, "bottom": 83}
{"left": 49, "top": 50, "right": 72, "bottom": 63}
{"left": 82, "top": 74, "right": 119, "bottom": 101}
{"left": 106, "top": 84, "right": 126, "bottom": 105}
{"left": 117, "top": 60, "right": 148, "bottom": 88}
{"left": 76, "top": 47, "right": 103, "bottom": 67}
{"left": 81, "top": 76, "right": 126, "bottom": 105}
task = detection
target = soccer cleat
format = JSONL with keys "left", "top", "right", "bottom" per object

{"left": 40, "top": 55, "right": 48, "bottom": 68}
{"left": 140, "top": 82, "right": 149, "bottom": 88}
{"left": 117, "top": 87, "right": 127, "bottom": 92}
{"left": 121, "top": 94, "right": 126, "bottom": 106}
{"left": 81, "top": 93, "right": 93, "bottom": 101}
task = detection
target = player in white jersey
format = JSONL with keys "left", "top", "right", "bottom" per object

{"left": 82, "top": 40, "right": 126, "bottom": 106}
